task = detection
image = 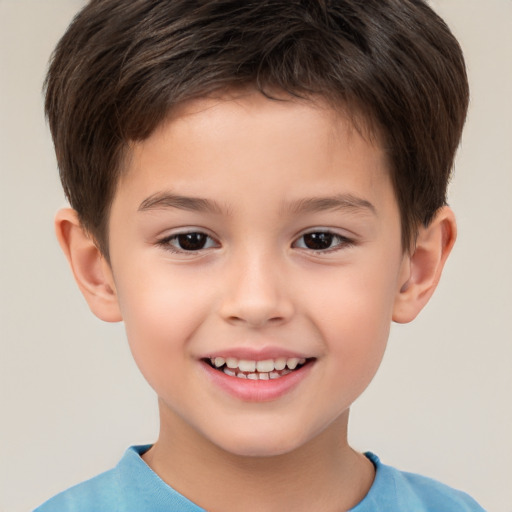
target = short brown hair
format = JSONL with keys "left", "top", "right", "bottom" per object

{"left": 44, "top": 0, "right": 469, "bottom": 256}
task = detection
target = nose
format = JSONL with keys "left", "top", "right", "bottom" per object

{"left": 218, "top": 250, "right": 295, "bottom": 328}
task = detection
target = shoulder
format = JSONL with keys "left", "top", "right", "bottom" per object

{"left": 395, "top": 468, "right": 486, "bottom": 511}
{"left": 33, "top": 467, "right": 120, "bottom": 512}
{"left": 33, "top": 445, "right": 205, "bottom": 512}
{"left": 351, "top": 453, "right": 487, "bottom": 512}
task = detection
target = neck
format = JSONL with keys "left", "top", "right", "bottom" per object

{"left": 142, "top": 404, "right": 374, "bottom": 512}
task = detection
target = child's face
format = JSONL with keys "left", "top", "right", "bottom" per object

{"left": 105, "top": 91, "right": 409, "bottom": 457}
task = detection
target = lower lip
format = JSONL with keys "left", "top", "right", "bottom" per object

{"left": 201, "top": 361, "right": 314, "bottom": 402}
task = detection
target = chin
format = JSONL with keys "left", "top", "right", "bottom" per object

{"left": 222, "top": 441, "right": 297, "bottom": 458}
{"left": 209, "top": 425, "right": 312, "bottom": 459}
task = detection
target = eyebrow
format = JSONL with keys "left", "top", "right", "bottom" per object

{"left": 286, "top": 194, "right": 377, "bottom": 216}
{"left": 138, "top": 192, "right": 376, "bottom": 217}
{"left": 138, "top": 192, "right": 224, "bottom": 214}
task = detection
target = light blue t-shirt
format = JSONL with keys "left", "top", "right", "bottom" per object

{"left": 34, "top": 445, "right": 486, "bottom": 511}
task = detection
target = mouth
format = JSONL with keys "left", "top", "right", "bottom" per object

{"left": 203, "top": 356, "right": 314, "bottom": 381}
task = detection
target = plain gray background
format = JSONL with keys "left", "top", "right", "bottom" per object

{"left": 1, "top": 1, "right": 511, "bottom": 511}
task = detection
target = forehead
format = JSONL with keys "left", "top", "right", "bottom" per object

{"left": 116, "top": 91, "right": 391, "bottom": 213}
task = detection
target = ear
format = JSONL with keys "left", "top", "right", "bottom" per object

{"left": 55, "top": 208, "right": 122, "bottom": 322}
{"left": 392, "top": 206, "right": 457, "bottom": 323}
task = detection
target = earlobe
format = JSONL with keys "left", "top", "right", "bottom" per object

{"left": 55, "top": 208, "right": 122, "bottom": 322}
{"left": 392, "top": 206, "right": 457, "bottom": 324}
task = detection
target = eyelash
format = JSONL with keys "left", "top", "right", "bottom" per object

{"left": 292, "top": 231, "right": 354, "bottom": 253}
{"left": 156, "top": 231, "right": 219, "bottom": 254}
{"left": 156, "top": 230, "right": 354, "bottom": 255}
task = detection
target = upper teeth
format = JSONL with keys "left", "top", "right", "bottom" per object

{"left": 211, "top": 357, "right": 306, "bottom": 372}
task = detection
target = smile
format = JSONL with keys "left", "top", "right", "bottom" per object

{"left": 201, "top": 354, "right": 316, "bottom": 401}
{"left": 206, "top": 356, "right": 311, "bottom": 380}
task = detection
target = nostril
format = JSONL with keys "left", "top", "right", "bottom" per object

{"left": 224, "top": 313, "right": 286, "bottom": 328}
{"left": 218, "top": 270, "right": 295, "bottom": 327}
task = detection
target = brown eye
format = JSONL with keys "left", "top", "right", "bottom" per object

{"left": 302, "top": 232, "right": 335, "bottom": 250}
{"left": 293, "top": 231, "right": 353, "bottom": 252}
{"left": 159, "top": 231, "right": 218, "bottom": 253}
{"left": 176, "top": 233, "right": 209, "bottom": 250}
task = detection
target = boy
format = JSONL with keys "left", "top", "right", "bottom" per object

{"left": 36, "top": 0, "right": 485, "bottom": 510}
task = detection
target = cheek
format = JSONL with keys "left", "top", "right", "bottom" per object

{"left": 307, "top": 260, "right": 398, "bottom": 335}
{"left": 117, "top": 260, "right": 211, "bottom": 330}
{"left": 114, "top": 268, "right": 213, "bottom": 386}
{"left": 304, "top": 262, "right": 399, "bottom": 385}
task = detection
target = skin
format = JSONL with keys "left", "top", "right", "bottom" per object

{"left": 56, "top": 91, "right": 456, "bottom": 512}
